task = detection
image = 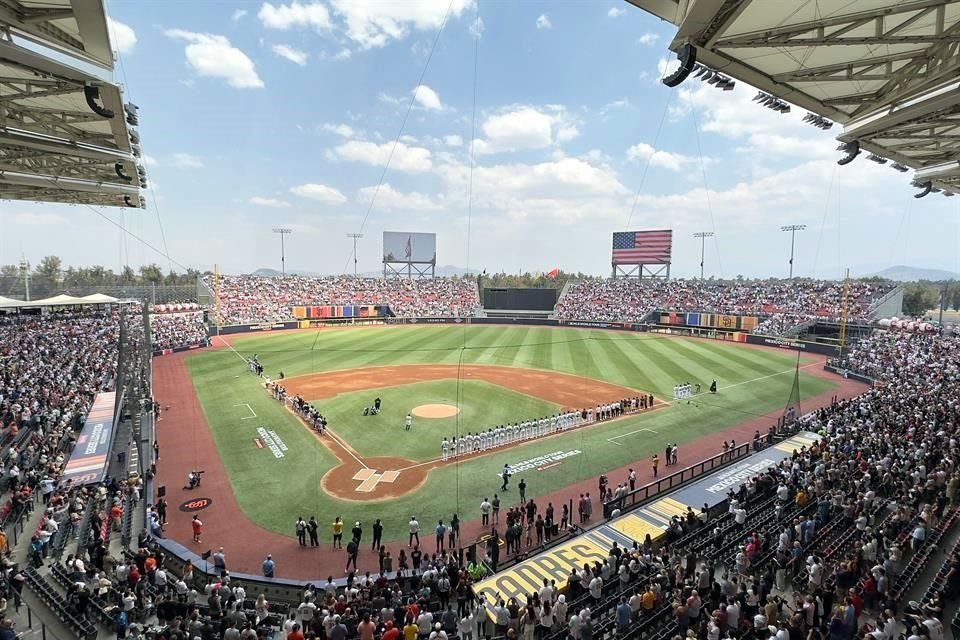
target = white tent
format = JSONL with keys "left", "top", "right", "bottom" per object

{"left": 27, "top": 294, "right": 86, "bottom": 307}
{"left": 78, "top": 293, "right": 119, "bottom": 304}
{"left": 0, "top": 296, "right": 25, "bottom": 309}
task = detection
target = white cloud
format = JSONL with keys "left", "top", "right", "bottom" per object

{"left": 258, "top": 1, "right": 332, "bottom": 31}
{"left": 322, "top": 123, "right": 356, "bottom": 137}
{"left": 413, "top": 84, "right": 443, "bottom": 111}
{"left": 330, "top": 140, "right": 432, "bottom": 173}
{"left": 657, "top": 56, "right": 679, "bottom": 81}
{"left": 356, "top": 184, "right": 441, "bottom": 211}
{"left": 249, "top": 196, "right": 291, "bottom": 208}
{"left": 473, "top": 106, "right": 578, "bottom": 154}
{"left": 172, "top": 153, "right": 204, "bottom": 169}
{"left": 536, "top": 14, "right": 552, "bottom": 30}
{"left": 290, "top": 183, "right": 347, "bottom": 204}
{"left": 334, "top": 48, "right": 352, "bottom": 60}
{"left": 272, "top": 44, "right": 309, "bottom": 65}
{"left": 626, "top": 143, "right": 699, "bottom": 171}
{"left": 469, "top": 16, "right": 485, "bottom": 38}
{"left": 165, "top": 29, "right": 264, "bottom": 88}
{"left": 608, "top": 7, "right": 626, "bottom": 18}
{"left": 232, "top": 9, "right": 248, "bottom": 21}
{"left": 637, "top": 32, "right": 659, "bottom": 46}
{"left": 142, "top": 155, "right": 158, "bottom": 167}
{"left": 328, "top": 0, "right": 474, "bottom": 49}
{"left": 435, "top": 156, "right": 629, "bottom": 223}
{"left": 107, "top": 18, "right": 137, "bottom": 55}
{"left": 443, "top": 135, "right": 463, "bottom": 147}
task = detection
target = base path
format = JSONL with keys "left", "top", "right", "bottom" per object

{"left": 154, "top": 349, "right": 866, "bottom": 582}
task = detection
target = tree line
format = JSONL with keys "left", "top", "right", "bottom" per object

{"left": 0, "top": 255, "right": 204, "bottom": 299}
{"left": 902, "top": 281, "right": 960, "bottom": 318}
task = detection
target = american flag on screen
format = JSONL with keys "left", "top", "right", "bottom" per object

{"left": 612, "top": 230, "right": 673, "bottom": 264}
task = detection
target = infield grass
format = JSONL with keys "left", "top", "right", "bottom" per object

{"left": 185, "top": 326, "right": 836, "bottom": 541}
{"left": 317, "top": 379, "right": 559, "bottom": 461}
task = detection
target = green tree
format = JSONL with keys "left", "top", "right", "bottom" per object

{"left": 901, "top": 284, "right": 940, "bottom": 317}
{"left": 139, "top": 264, "right": 164, "bottom": 284}
{"left": 32, "top": 255, "right": 62, "bottom": 297}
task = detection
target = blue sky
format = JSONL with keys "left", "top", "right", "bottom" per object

{"left": 2, "top": 0, "right": 960, "bottom": 279}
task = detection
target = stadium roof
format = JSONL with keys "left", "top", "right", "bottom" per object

{"left": 0, "top": 0, "right": 146, "bottom": 208}
{"left": 0, "top": 0, "right": 115, "bottom": 70}
{"left": 626, "top": 0, "right": 960, "bottom": 194}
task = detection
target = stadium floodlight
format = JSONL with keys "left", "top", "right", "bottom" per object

{"left": 781, "top": 225, "right": 806, "bottom": 279}
{"left": 802, "top": 113, "right": 833, "bottom": 130}
{"left": 272, "top": 228, "right": 293, "bottom": 276}
{"left": 83, "top": 85, "right": 115, "bottom": 119}
{"left": 944, "top": 191, "right": 956, "bottom": 197}
{"left": 836, "top": 140, "right": 860, "bottom": 166}
{"left": 753, "top": 92, "right": 790, "bottom": 113}
{"left": 866, "top": 154, "right": 887, "bottom": 164}
{"left": 693, "top": 232, "right": 715, "bottom": 279}
{"left": 891, "top": 163, "right": 909, "bottom": 173}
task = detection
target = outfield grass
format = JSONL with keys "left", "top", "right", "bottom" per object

{"left": 317, "top": 379, "right": 559, "bottom": 461}
{"left": 185, "top": 326, "right": 836, "bottom": 541}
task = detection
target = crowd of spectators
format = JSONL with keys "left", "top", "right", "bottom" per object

{"left": 205, "top": 275, "right": 480, "bottom": 325}
{"left": 555, "top": 279, "right": 894, "bottom": 335}
{"left": 149, "top": 312, "right": 209, "bottom": 352}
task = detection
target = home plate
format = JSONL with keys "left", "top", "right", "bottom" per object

{"left": 352, "top": 469, "right": 375, "bottom": 482}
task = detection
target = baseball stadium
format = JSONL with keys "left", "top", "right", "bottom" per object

{"left": 3, "top": 2, "right": 960, "bottom": 640}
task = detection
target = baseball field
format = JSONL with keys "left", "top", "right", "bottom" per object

{"left": 169, "top": 325, "right": 837, "bottom": 545}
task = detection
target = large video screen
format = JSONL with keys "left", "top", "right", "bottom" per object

{"left": 383, "top": 232, "right": 437, "bottom": 263}
{"left": 484, "top": 288, "right": 557, "bottom": 311}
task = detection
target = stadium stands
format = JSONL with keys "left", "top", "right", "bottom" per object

{"left": 206, "top": 274, "right": 480, "bottom": 324}
{"left": 149, "top": 310, "right": 209, "bottom": 351}
{"left": 555, "top": 278, "right": 894, "bottom": 334}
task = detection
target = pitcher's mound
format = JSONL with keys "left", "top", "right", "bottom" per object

{"left": 412, "top": 403, "right": 460, "bottom": 418}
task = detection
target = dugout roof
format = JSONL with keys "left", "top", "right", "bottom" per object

{"left": 626, "top": 0, "right": 960, "bottom": 194}
{"left": 0, "top": 0, "right": 146, "bottom": 207}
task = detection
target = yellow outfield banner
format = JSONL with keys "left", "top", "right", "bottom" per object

{"left": 473, "top": 534, "right": 609, "bottom": 605}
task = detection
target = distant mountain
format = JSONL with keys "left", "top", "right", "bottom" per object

{"left": 872, "top": 265, "right": 960, "bottom": 282}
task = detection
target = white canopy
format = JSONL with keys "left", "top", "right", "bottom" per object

{"left": 78, "top": 293, "right": 119, "bottom": 304}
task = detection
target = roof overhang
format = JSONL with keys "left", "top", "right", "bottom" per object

{"left": 0, "top": 18, "right": 146, "bottom": 207}
{"left": 625, "top": 0, "right": 960, "bottom": 193}
{"left": 0, "top": 0, "right": 115, "bottom": 71}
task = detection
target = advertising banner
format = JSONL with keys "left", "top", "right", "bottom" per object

{"left": 60, "top": 392, "right": 116, "bottom": 486}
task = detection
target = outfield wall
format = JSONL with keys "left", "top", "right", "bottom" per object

{"left": 206, "top": 316, "right": 841, "bottom": 356}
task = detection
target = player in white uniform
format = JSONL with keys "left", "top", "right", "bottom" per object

{"left": 405, "top": 414, "right": 413, "bottom": 430}
{"left": 441, "top": 438, "right": 449, "bottom": 461}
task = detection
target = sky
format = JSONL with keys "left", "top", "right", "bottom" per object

{"left": 2, "top": 0, "right": 960, "bottom": 280}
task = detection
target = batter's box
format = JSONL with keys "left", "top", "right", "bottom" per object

{"left": 353, "top": 468, "right": 400, "bottom": 492}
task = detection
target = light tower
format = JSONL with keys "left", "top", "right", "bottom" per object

{"left": 272, "top": 228, "right": 292, "bottom": 276}
{"left": 346, "top": 233, "right": 363, "bottom": 277}
{"left": 692, "top": 231, "right": 714, "bottom": 279}
{"left": 780, "top": 224, "right": 806, "bottom": 279}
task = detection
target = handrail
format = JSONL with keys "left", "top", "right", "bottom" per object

{"left": 602, "top": 439, "right": 765, "bottom": 519}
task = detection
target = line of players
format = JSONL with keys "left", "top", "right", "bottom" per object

{"left": 673, "top": 382, "right": 700, "bottom": 400}
{"left": 438, "top": 396, "right": 651, "bottom": 461}
{"left": 440, "top": 410, "right": 586, "bottom": 461}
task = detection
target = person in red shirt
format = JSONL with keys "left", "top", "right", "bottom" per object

{"left": 192, "top": 516, "right": 203, "bottom": 543}
{"left": 286, "top": 622, "right": 304, "bottom": 640}
{"left": 382, "top": 620, "right": 401, "bottom": 640}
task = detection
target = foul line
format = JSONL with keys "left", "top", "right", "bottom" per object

{"left": 234, "top": 403, "right": 257, "bottom": 420}
{"left": 607, "top": 428, "right": 659, "bottom": 443}
{"left": 219, "top": 335, "right": 371, "bottom": 470}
